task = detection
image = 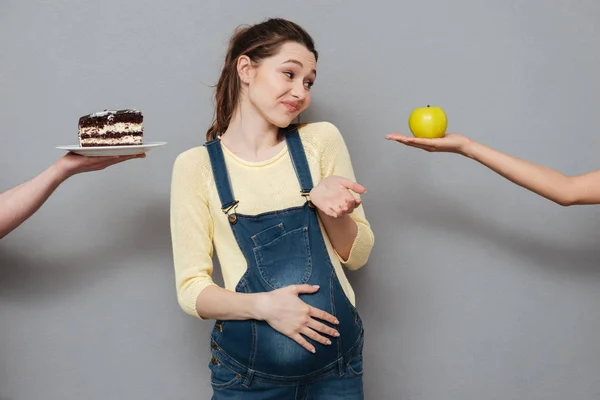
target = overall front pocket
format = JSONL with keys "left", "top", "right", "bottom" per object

{"left": 253, "top": 226, "right": 312, "bottom": 289}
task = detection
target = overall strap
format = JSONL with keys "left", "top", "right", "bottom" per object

{"left": 285, "top": 129, "right": 314, "bottom": 195}
{"left": 204, "top": 138, "right": 238, "bottom": 217}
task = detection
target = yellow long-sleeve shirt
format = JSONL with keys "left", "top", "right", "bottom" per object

{"left": 170, "top": 122, "right": 374, "bottom": 319}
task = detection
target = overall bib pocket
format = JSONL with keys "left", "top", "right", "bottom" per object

{"left": 253, "top": 225, "right": 312, "bottom": 289}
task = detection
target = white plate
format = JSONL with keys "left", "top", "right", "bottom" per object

{"left": 56, "top": 141, "right": 167, "bottom": 156}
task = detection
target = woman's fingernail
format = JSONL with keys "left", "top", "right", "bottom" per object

{"left": 334, "top": 331, "right": 340, "bottom": 337}
{"left": 326, "top": 340, "right": 331, "bottom": 345}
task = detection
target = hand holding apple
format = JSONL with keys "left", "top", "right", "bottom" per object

{"left": 387, "top": 104, "right": 472, "bottom": 154}
{"left": 385, "top": 132, "right": 472, "bottom": 155}
{"left": 409, "top": 105, "right": 447, "bottom": 139}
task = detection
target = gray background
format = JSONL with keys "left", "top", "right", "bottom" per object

{"left": 1, "top": 0, "right": 600, "bottom": 399}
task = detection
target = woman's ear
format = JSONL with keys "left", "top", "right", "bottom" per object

{"left": 237, "top": 55, "right": 253, "bottom": 84}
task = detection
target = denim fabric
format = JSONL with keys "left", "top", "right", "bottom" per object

{"left": 209, "top": 329, "right": 364, "bottom": 399}
{"left": 204, "top": 129, "right": 364, "bottom": 397}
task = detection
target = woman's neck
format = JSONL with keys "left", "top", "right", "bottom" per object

{"left": 221, "top": 103, "right": 285, "bottom": 162}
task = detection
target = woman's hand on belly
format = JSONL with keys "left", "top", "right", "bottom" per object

{"left": 255, "top": 284, "right": 341, "bottom": 353}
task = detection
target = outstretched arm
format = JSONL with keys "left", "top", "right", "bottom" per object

{"left": 387, "top": 133, "right": 600, "bottom": 206}
{"left": 0, "top": 153, "right": 144, "bottom": 239}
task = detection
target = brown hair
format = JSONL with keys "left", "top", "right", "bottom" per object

{"left": 206, "top": 18, "right": 318, "bottom": 141}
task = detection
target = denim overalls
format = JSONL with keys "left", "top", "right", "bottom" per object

{"left": 205, "top": 129, "right": 364, "bottom": 390}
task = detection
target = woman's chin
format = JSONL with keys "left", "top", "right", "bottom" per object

{"left": 269, "top": 116, "right": 298, "bottom": 129}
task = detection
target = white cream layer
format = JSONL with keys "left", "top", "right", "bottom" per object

{"left": 79, "top": 122, "right": 143, "bottom": 136}
{"left": 80, "top": 136, "right": 143, "bottom": 146}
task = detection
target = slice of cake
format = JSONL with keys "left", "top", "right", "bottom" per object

{"left": 78, "top": 109, "right": 143, "bottom": 147}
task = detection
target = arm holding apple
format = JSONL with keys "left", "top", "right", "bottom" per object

{"left": 386, "top": 132, "right": 600, "bottom": 207}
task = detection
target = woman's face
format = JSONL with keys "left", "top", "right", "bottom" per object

{"left": 242, "top": 41, "right": 317, "bottom": 128}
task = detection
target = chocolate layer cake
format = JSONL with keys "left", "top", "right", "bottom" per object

{"left": 78, "top": 109, "right": 143, "bottom": 147}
